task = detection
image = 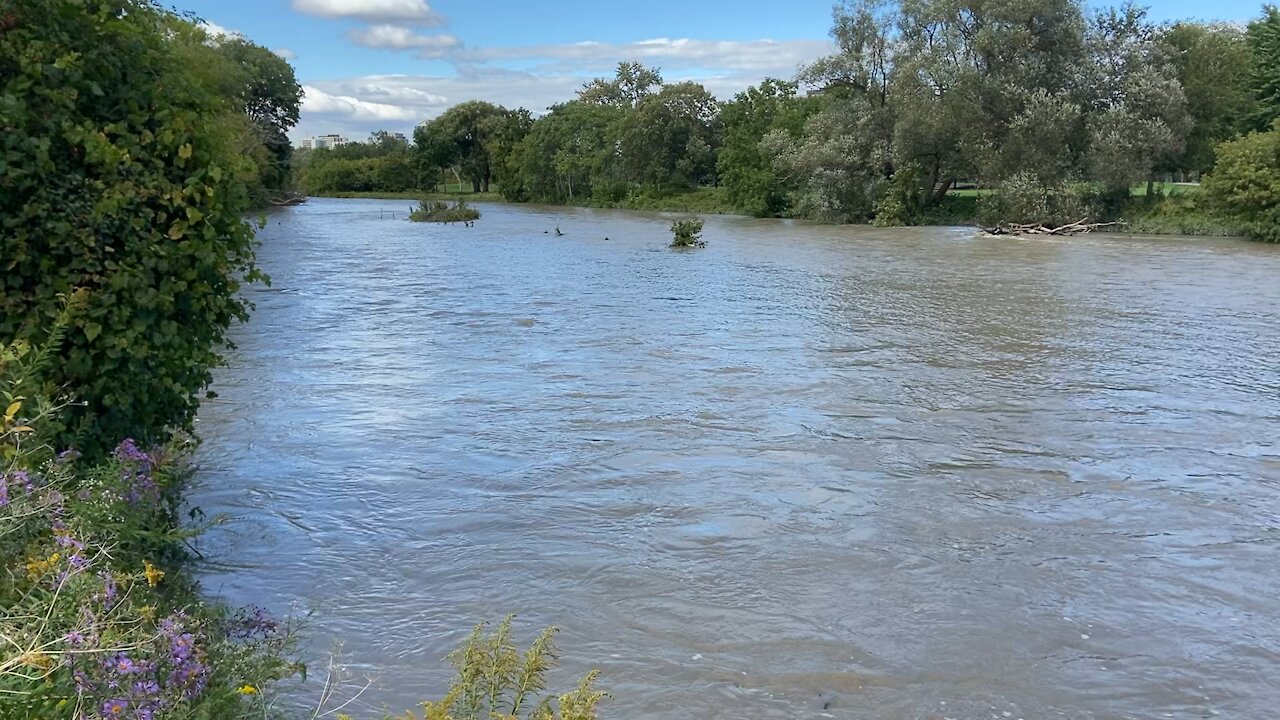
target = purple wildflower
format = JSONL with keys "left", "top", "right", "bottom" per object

{"left": 131, "top": 680, "right": 160, "bottom": 696}
{"left": 108, "top": 653, "right": 138, "bottom": 675}
{"left": 73, "top": 669, "right": 91, "bottom": 693}
{"left": 99, "top": 573, "right": 118, "bottom": 609}
{"left": 113, "top": 439, "right": 150, "bottom": 464}
{"left": 101, "top": 698, "right": 128, "bottom": 716}
{"left": 0, "top": 476, "right": 6, "bottom": 507}
{"left": 7, "top": 469, "right": 33, "bottom": 494}
{"left": 66, "top": 630, "right": 85, "bottom": 646}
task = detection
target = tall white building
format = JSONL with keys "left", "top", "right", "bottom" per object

{"left": 300, "top": 134, "right": 350, "bottom": 150}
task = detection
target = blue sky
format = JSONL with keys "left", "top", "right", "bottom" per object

{"left": 180, "top": 0, "right": 1268, "bottom": 141}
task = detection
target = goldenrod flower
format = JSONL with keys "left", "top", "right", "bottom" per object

{"left": 237, "top": 684, "right": 258, "bottom": 695}
{"left": 19, "top": 651, "right": 53, "bottom": 670}
{"left": 143, "top": 560, "right": 165, "bottom": 587}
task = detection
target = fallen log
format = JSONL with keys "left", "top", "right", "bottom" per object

{"left": 268, "top": 192, "right": 307, "bottom": 207}
{"left": 980, "top": 218, "right": 1127, "bottom": 237}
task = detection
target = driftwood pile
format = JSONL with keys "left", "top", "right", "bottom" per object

{"left": 268, "top": 192, "right": 307, "bottom": 207}
{"left": 980, "top": 218, "right": 1126, "bottom": 236}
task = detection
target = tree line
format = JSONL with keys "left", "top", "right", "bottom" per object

{"left": 298, "top": 0, "right": 1280, "bottom": 241}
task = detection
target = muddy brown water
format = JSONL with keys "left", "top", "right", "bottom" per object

{"left": 193, "top": 198, "right": 1280, "bottom": 719}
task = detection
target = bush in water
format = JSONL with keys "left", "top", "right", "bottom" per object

{"left": 669, "top": 218, "right": 706, "bottom": 248}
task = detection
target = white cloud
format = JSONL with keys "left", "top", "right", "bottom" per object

{"left": 347, "top": 25, "right": 461, "bottom": 58}
{"left": 275, "top": 48, "right": 298, "bottom": 60}
{"left": 456, "top": 37, "right": 832, "bottom": 74}
{"left": 291, "top": 0, "right": 445, "bottom": 25}
{"left": 197, "top": 20, "right": 239, "bottom": 39}
{"left": 301, "top": 85, "right": 422, "bottom": 122}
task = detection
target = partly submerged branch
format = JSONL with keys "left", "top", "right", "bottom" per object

{"left": 980, "top": 218, "right": 1128, "bottom": 237}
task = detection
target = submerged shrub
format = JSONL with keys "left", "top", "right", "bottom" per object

{"left": 669, "top": 218, "right": 706, "bottom": 248}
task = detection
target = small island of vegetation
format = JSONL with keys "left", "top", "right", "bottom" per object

{"left": 410, "top": 198, "right": 482, "bottom": 224}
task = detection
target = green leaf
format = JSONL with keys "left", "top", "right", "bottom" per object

{"left": 83, "top": 322, "right": 102, "bottom": 342}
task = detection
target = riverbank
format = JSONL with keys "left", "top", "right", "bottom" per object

{"left": 309, "top": 184, "right": 1238, "bottom": 236}
{"left": 311, "top": 187, "right": 739, "bottom": 215}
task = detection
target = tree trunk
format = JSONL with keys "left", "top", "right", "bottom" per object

{"left": 924, "top": 157, "right": 941, "bottom": 206}
{"left": 567, "top": 173, "right": 574, "bottom": 200}
{"left": 933, "top": 176, "right": 954, "bottom": 204}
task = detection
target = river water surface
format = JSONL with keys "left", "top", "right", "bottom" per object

{"left": 193, "top": 198, "right": 1280, "bottom": 719}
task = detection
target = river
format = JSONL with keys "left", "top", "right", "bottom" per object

{"left": 193, "top": 197, "right": 1280, "bottom": 719}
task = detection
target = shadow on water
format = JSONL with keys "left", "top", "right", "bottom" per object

{"left": 194, "top": 198, "right": 1280, "bottom": 719}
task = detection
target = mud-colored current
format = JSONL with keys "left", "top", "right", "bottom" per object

{"left": 193, "top": 198, "right": 1280, "bottom": 719}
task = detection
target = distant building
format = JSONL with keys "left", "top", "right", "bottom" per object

{"left": 300, "top": 134, "right": 350, "bottom": 150}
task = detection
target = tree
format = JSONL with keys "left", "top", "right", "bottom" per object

{"left": 1246, "top": 5, "right": 1280, "bottom": 131}
{"left": 617, "top": 81, "right": 719, "bottom": 189}
{"left": 1083, "top": 2, "right": 1188, "bottom": 196}
{"left": 801, "top": 0, "right": 1093, "bottom": 216}
{"left": 1, "top": 0, "right": 265, "bottom": 453}
{"left": 512, "top": 101, "right": 624, "bottom": 203}
{"left": 718, "top": 80, "right": 818, "bottom": 217}
{"left": 579, "top": 61, "right": 663, "bottom": 108}
{"left": 213, "top": 38, "right": 303, "bottom": 197}
{"left": 1162, "top": 22, "right": 1255, "bottom": 175}
{"left": 894, "top": 0, "right": 1089, "bottom": 193}
{"left": 762, "top": 101, "right": 890, "bottom": 223}
{"left": 1204, "top": 122, "right": 1280, "bottom": 243}
{"left": 413, "top": 101, "right": 512, "bottom": 193}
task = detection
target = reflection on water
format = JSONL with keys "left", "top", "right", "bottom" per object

{"left": 193, "top": 198, "right": 1280, "bottom": 719}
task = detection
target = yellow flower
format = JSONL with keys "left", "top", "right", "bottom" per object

{"left": 143, "top": 560, "right": 165, "bottom": 587}
{"left": 237, "top": 684, "right": 258, "bottom": 695}
{"left": 19, "top": 651, "right": 53, "bottom": 670}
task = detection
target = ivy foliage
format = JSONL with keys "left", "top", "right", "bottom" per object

{"left": 0, "top": 0, "right": 272, "bottom": 455}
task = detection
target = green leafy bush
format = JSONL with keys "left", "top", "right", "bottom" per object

{"left": 0, "top": 0, "right": 267, "bottom": 455}
{"left": 669, "top": 218, "right": 706, "bottom": 248}
{"left": 1203, "top": 123, "right": 1280, "bottom": 242}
